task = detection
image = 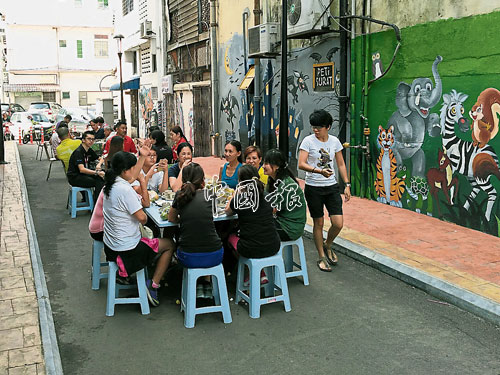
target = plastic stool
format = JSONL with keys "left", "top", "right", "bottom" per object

{"left": 279, "top": 237, "right": 309, "bottom": 286}
{"left": 235, "top": 253, "right": 291, "bottom": 319}
{"left": 91, "top": 240, "right": 109, "bottom": 290}
{"left": 106, "top": 262, "right": 150, "bottom": 316}
{"left": 180, "top": 263, "right": 232, "bottom": 328}
{"left": 67, "top": 186, "right": 94, "bottom": 218}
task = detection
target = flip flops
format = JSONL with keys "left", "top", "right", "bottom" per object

{"left": 323, "top": 242, "right": 338, "bottom": 266}
{"left": 316, "top": 257, "right": 332, "bottom": 272}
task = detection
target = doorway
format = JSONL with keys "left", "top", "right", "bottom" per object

{"left": 192, "top": 86, "right": 211, "bottom": 156}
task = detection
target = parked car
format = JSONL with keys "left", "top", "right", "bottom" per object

{"left": 28, "top": 102, "right": 62, "bottom": 122}
{"left": 1, "top": 103, "right": 25, "bottom": 121}
{"left": 56, "top": 107, "right": 92, "bottom": 137}
{"left": 9, "top": 112, "right": 53, "bottom": 141}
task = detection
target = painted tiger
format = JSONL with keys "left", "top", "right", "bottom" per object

{"left": 374, "top": 125, "right": 405, "bottom": 207}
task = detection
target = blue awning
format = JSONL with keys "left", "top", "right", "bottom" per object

{"left": 110, "top": 77, "right": 140, "bottom": 91}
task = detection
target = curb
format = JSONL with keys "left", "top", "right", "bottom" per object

{"left": 304, "top": 224, "right": 500, "bottom": 326}
{"left": 14, "top": 144, "right": 64, "bottom": 375}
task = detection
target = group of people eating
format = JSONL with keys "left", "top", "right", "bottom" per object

{"left": 85, "top": 108, "right": 350, "bottom": 308}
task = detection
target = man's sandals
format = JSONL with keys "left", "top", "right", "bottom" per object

{"left": 317, "top": 257, "right": 332, "bottom": 272}
{"left": 323, "top": 242, "right": 338, "bottom": 266}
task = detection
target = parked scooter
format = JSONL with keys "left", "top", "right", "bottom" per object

{"left": 2, "top": 121, "right": 13, "bottom": 141}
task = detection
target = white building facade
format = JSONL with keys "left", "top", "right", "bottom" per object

{"left": 2, "top": 0, "right": 115, "bottom": 110}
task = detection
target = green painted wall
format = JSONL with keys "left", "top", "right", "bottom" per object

{"left": 351, "top": 11, "right": 500, "bottom": 236}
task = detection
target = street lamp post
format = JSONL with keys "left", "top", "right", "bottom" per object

{"left": 279, "top": 0, "right": 289, "bottom": 158}
{"left": 114, "top": 34, "right": 126, "bottom": 123}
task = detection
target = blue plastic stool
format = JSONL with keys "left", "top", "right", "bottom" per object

{"left": 279, "top": 237, "right": 309, "bottom": 286}
{"left": 91, "top": 240, "right": 109, "bottom": 290}
{"left": 106, "top": 262, "right": 150, "bottom": 316}
{"left": 235, "top": 252, "right": 291, "bottom": 319}
{"left": 180, "top": 263, "right": 232, "bottom": 328}
{"left": 67, "top": 186, "right": 94, "bottom": 218}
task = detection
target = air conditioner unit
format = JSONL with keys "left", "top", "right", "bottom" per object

{"left": 248, "top": 22, "right": 280, "bottom": 58}
{"left": 140, "top": 20, "right": 155, "bottom": 39}
{"left": 287, "top": 0, "right": 331, "bottom": 39}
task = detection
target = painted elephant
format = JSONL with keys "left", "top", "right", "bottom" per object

{"left": 388, "top": 55, "right": 443, "bottom": 177}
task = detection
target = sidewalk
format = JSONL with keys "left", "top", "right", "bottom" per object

{"left": 194, "top": 156, "right": 500, "bottom": 325}
{"left": 0, "top": 142, "right": 45, "bottom": 374}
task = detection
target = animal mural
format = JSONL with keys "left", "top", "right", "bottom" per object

{"left": 387, "top": 55, "right": 443, "bottom": 202}
{"left": 220, "top": 91, "right": 240, "bottom": 130}
{"left": 427, "top": 148, "right": 459, "bottom": 217}
{"left": 469, "top": 88, "right": 500, "bottom": 147}
{"left": 433, "top": 89, "right": 500, "bottom": 222}
{"left": 287, "top": 71, "right": 309, "bottom": 105}
{"left": 371, "top": 51, "right": 384, "bottom": 79}
{"left": 374, "top": 125, "right": 405, "bottom": 207}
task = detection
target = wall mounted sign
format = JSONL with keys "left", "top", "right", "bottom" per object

{"left": 312, "top": 62, "right": 334, "bottom": 92}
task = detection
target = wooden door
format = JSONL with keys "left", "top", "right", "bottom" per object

{"left": 193, "top": 86, "right": 211, "bottom": 156}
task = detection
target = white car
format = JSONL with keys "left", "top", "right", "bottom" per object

{"left": 28, "top": 102, "right": 62, "bottom": 122}
{"left": 9, "top": 112, "right": 53, "bottom": 141}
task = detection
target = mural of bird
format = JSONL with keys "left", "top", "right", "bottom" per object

{"left": 309, "top": 52, "right": 322, "bottom": 63}
{"left": 326, "top": 47, "right": 339, "bottom": 61}
{"left": 371, "top": 51, "right": 384, "bottom": 79}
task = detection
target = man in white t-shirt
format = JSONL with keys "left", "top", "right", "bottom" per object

{"left": 298, "top": 109, "right": 351, "bottom": 272}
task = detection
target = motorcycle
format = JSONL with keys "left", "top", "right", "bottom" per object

{"left": 22, "top": 123, "right": 53, "bottom": 144}
{"left": 2, "top": 121, "right": 13, "bottom": 141}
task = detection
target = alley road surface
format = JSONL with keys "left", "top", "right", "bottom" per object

{"left": 19, "top": 145, "right": 500, "bottom": 375}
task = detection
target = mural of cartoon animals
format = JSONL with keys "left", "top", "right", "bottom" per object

{"left": 220, "top": 91, "right": 240, "bottom": 130}
{"left": 308, "top": 47, "right": 339, "bottom": 64}
{"left": 371, "top": 51, "right": 384, "bottom": 79}
{"left": 469, "top": 87, "right": 500, "bottom": 147}
{"left": 427, "top": 148, "right": 459, "bottom": 217}
{"left": 287, "top": 71, "right": 309, "bottom": 105}
{"left": 387, "top": 55, "right": 443, "bottom": 198}
{"left": 435, "top": 89, "right": 500, "bottom": 221}
{"left": 374, "top": 125, "right": 405, "bottom": 207}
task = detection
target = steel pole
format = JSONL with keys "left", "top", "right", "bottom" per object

{"left": 0, "top": 111, "right": 7, "bottom": 164}
{"left": 279, "top": 0, "right": 289, "bottom": 158}
{"left": 118, "top": 51, "right": 126, "bottom": 122}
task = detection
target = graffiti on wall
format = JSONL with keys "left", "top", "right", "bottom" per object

{"left": 218, "top": 34, "right": 341, "bottom": 175}
{"left": 139, "top": 86, "right": 154, "bottom": 136}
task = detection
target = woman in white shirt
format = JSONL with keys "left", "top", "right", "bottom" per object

{"left": 298, "top": 109, "right": 351, "bottom": 272}
{"left": 103, "top": 150, "right": 175, "bottom": 307}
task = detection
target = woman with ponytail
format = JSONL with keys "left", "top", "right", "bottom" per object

{"left": 263, "top": 149, "right": 306, "bottom": 241}
{"left": 168, "top": 163, "right": 223, "bottom": 270}
{"left": 225, "top": 164, "right": 280, "bottom": 261}
{"left": 103, "top": 150, "right": 175, "bottom": 307}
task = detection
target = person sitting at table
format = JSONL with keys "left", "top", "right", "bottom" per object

{"left": 168, "top": 142, "right": 193, "bottom": 192}
{"left": 104, "top": 136, "right": 123, "bottom": 170}
{"left": 170, "top": 126, "right": 188, "bottom": 162}
{"left": 55, "top": 127, "right": 81, "bottom": 172}
{"left": 57, "top": 115, "right": 72, "bottom": 130}
{"left": 168, "top": 163, "right": 223, "bottom": 299}
{"left": 263, "top": 149, "right": 306, "bottom": 241}
{"left": 219, "top": 140, "right": 242, "bottom": 189}
{"left": 103, "top": 121, "right": 137, "bottom": 154}
{"left": 103, "top": 150, "right": 175, "bottom": 307}
{"left": 89, "top": 118, "right": 105, "bottom": 140}
{"left": 66, "top": 131, "right": 105, "bottom": 202}
{"left": 131, "top": 147, "right": 168, "bottom": 194}
{"left": 50, "top": 121, "right": 68, "bottom": 157}
{"left": 103, "top": 124, "right": 113, "bottom": 141}
{"left": 244, "top": 145, "right": 267, "bottom": 185}
{"left": 225, "top": 164, "right": 280, "bottom": 284}
{"left": 150, "top": 130, "right": 173, "bottom": 163}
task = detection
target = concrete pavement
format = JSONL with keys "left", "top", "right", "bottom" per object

{"left": 0, "top": 142, "right": 46, "bottom": 374}
{"left": 194, "top": 156, "right": 500, "bottom": 325}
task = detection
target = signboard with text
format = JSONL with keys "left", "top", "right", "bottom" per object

{"left": 312, "top": 62, "right": 334, "bottom": 92}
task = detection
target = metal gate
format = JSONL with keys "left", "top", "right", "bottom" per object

{"left": 192, "top": 86, "right": 211, "bottom": 156}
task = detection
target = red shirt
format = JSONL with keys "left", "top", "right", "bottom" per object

{"left": 172, "top": 137, "right": 188, "bottom": 161}
{"left": 104, "top": 135, "right": 137, "bottom": 154}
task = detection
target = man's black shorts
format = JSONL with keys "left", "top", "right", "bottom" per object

{"left": 304, "top": 184, "right": 343, "bottom": 219}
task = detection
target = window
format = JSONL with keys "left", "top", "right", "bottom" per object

{"left": 132, "top": 51, "right": 138, "bottom": 75}
{"left": 122, "top": 0, "right": 134, "bottom": 16}
{"left": 76, "top": 40, "right": 83, "bottom": 58}
{"left": 98, "top": 0, "right": 108, "bottom": 8}
{"left": 62, "top": 92, "right": 70, "bottom": 99}
{"left": 59, "top": 40, "right": 67, "bottom": 47}
{"left": 152, "top": 54, "right": 157, "bottom": 72}
{"left": 94, "top": 35, "right": 109, "bottom": 57}
{"left": 42, "top": 92, "right": 56, "bottom": 102}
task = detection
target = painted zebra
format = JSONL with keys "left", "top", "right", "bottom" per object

{"left": 437, "top": 89, "right": 500, "bottom": 221}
